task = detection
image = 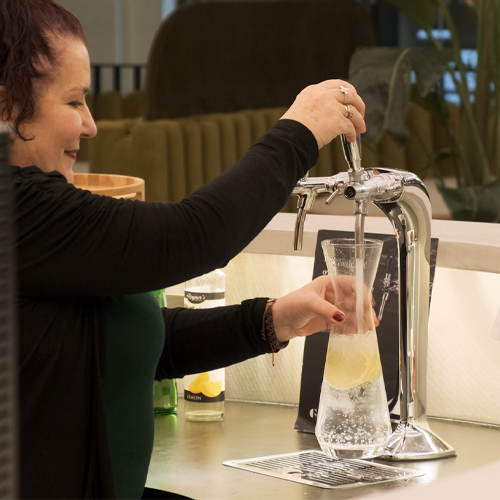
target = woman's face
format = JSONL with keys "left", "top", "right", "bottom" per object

{"left": 8, "top": 38, "right": 97, "bottom": 183}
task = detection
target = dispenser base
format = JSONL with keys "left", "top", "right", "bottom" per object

{"left": 380, "top": 421, "right": 456, "bottom": 461}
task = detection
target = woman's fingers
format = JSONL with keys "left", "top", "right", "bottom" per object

{"left": 280, "top": 79, "right": 366, "bottom": 149}
{"left": 269, "top": 273, "right": 380, "bottom": 343}
{"left": 329, "top": 276, "right": 379, "bottom": 333}
{"left": 341, "top": 104, "right": 365, "bottom": 142}
{"left": 316, "top": 79, "right": 366, "bottom": 117}
{"left": 307, "top": 296, "right": 346, "bottom": 325}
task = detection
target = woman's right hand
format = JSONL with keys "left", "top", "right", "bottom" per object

{"left": 271, "top": 275, "right": 378, "bottom": 344}
{"left": 280, "top": 79, "right": 366, "bottom": 149}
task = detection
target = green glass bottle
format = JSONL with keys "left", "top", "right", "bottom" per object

{"left": 152, "top": 289, "right": 178, "bottom": 416}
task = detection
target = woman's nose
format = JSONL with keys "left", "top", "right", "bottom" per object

{"left": 81, "top": 105, "right": 97, "bottom": 138}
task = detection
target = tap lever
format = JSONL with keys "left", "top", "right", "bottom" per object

{"left": 341, "top": 133, "right": 362, "bottom": 172}
{"left": 325, "top": 189, "right": 340, "bottom": 206}
{"left": 324, "top": 178, "right": 345, "bottom": 205}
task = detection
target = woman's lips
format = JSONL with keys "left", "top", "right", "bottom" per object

{"left": 64, "top": 150, "right": 78, "bottom": 161}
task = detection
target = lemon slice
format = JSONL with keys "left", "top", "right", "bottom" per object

{"left": 324, "top": 339, "right": 379, "bottom": 389}
{"left": 188, "top": 372, "right": 211, "bottom": 393}
{"left": 201, "top": 380, "right": 222, "bottom": 398}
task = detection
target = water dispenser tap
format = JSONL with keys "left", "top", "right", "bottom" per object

{"left": 292, "top": 134, "right": 455, "bottom": 461}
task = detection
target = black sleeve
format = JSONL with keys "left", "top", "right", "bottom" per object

{"left": 15, "top": 120, "right": 317, "bottom": 297}
{"left": 155, "top": 297, "right": 270, "bottom": 380}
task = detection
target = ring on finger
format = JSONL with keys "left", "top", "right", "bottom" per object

{"left": 344, "top": 104, "right": 354, "bottom": 119}
{"left": 340, "top": 85, "right": 349, "bottom": 105}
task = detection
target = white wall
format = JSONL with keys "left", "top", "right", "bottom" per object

{"left": 119, "top": 0, "right": 164, "bottom": 64}
{"left": 56, "top": 0, "right": 117, "bottom": 63}
{"left": 56, "top": 0, "right": 168, "bottom": 92}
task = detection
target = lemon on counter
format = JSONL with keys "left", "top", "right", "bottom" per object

{"left": 324, "top": 333, "right": 381, "bottom": 389}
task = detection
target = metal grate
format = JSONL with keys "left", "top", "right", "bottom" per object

{"left": 223, "top": 450, "right": 424, "bottom": 489}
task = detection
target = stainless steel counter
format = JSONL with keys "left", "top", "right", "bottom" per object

{"left": 146, "top": 399, "right": 500, "bottom": 500}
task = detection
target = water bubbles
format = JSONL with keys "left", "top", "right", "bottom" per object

{"left": 315, "top": 371, "right": 392, "bottom": 459}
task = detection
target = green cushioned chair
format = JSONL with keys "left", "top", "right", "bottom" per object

{"left": 145, "top": 0, "right": 377, "bottom": 119}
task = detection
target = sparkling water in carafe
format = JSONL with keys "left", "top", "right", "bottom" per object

{"left": 316, "top": 238, "right": 391, "bottom": 459}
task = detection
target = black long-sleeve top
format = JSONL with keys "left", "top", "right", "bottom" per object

{"left": 13, "top": 119, "right": 318, "bottom": 498}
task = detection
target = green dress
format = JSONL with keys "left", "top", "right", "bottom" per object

{"left": 102, "top": 293, "right": 165, "bottom": 499}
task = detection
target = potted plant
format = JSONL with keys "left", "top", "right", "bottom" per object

{"left": 348, "top": 0, "right": 500, "bottom": 222}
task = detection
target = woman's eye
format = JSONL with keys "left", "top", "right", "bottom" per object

{"left": 68, "top": 101, "right": 83, "bottom": 108}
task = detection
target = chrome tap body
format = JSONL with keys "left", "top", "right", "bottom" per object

{"left": 293, "top": 135, "right": 455, "bottom": 460}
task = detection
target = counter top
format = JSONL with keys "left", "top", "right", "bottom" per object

{"left": 243, "top": 213, "right": 500, "bottom": 273}
{"left": 146, "top": 400, "right": 500, "bottom": 500}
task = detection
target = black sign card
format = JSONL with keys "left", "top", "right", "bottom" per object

{"left": 294, "top": 229, "right": 439, "bottom": 433}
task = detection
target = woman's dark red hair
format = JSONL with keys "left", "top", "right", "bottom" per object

{"left": 0, "top": 0, "right": 86, "bottom": 140}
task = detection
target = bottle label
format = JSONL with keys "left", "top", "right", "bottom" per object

{"left": 184, "top": 290, "right": 225, "bottom": 306}
{"left": 184, "top": 369, "right": 225, "bottom": 403}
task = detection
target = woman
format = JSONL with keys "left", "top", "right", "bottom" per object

{"left": 0, "top": 0, "right": 368, "bottom": 498}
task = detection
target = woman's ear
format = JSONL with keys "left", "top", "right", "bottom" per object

{"left": 0, "top": 86, "right": 14, "bottom": 130}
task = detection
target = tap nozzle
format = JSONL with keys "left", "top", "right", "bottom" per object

{"left": 292, "top": 177, "right": 332, "bottom": 251}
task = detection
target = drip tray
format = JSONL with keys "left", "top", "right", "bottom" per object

{"left": 223, "top": 450, "right": 424, "bottom": 489}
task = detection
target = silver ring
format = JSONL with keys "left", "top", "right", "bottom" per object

{"left": 340, "top": 85, "right": 349, "bottom": 105}
{"left": 344, "top": 104, "right": 354, "bottom": 119}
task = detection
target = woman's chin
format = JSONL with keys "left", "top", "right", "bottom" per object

{"left": 57, "top": 162, "right": 75, "bottom": 183}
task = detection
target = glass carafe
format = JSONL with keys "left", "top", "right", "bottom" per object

{"left": 316, "top": 238, "right": 391, "bottom": 459}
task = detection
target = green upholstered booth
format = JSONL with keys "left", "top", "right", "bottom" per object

{"left": 89, "top": 101, "right": 461, "bottom": 209}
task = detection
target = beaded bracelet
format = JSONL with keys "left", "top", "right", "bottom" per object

{"left": 262, "top": 298, "right": 289, "bottom": 365}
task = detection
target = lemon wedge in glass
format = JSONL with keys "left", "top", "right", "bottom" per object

{"left": 324, "top": 333, "right": 381, "bottom": 389}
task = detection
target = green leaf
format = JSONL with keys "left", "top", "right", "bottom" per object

{"left": 431, "top": 147, "right": 452, "bottom": 164}
{"left": 439, "top": 181, "right": 500, "bottom": 222}
{"left": 406, "top": 49, "right": 455, "bottom": 95}
{"left": 349, "top": 47, "right": 454, "bottom": 146}
{"left": 409, "top": 89, "right": 465, "bottom": 184}
{"left": 380, "top": 0, "right": 437, "bottom": 32}
{"left": 412, "top": 148, "right": 450, "bottom": 180}
{"left": 409, "top": 86, "right": 449, "bottom": 126}
{"left": 383, "top": 48, "right": 414, "bottom": 146}
{"left": 349, "top": 47, "right": 403, "bottom": 144}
